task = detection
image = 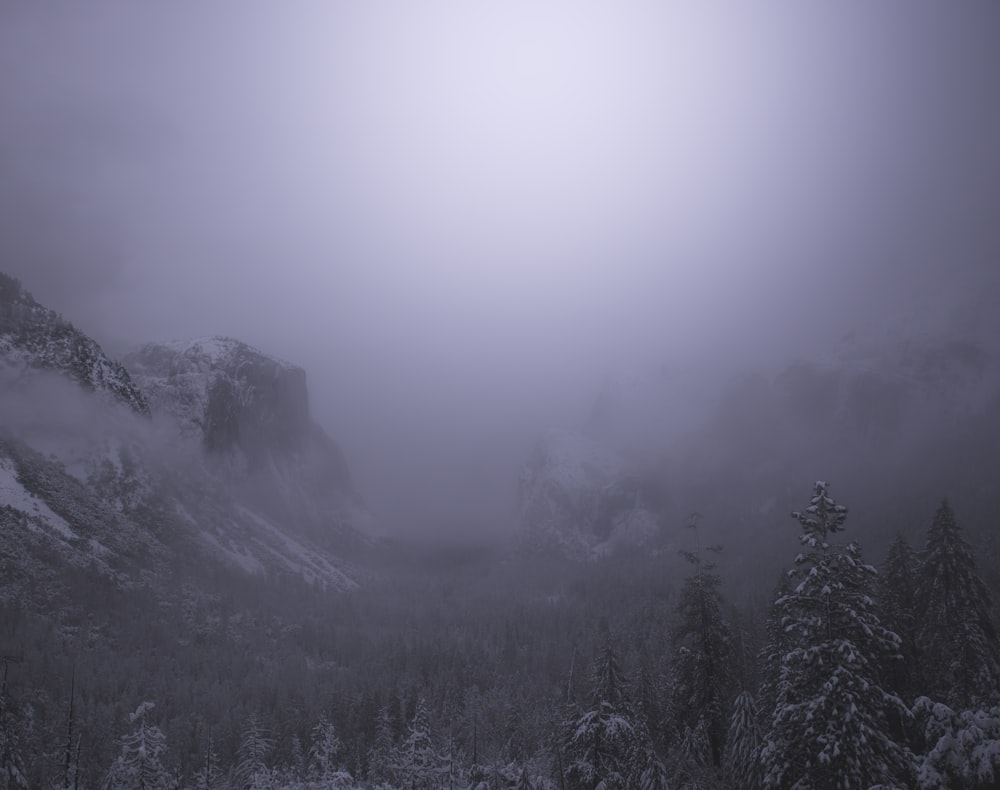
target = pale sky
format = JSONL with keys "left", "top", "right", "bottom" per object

{"left": 2, "top": 2, "right": 998, "bottom": 531}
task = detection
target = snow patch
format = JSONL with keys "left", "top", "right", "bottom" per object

{"left": 0, "top": 457, "right": 77, "bottom": 539}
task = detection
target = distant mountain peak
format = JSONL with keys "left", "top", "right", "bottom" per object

{"left": 153, "top": 336, "right": 296, "bottom": 369}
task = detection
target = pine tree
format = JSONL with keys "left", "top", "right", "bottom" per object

{"left": 637, "top": 755, "right": 670, "bottom": 790}
{"left": 515, "top": 764, "right": 535, "bottom": 790}
{"left": 366, "top": 705, "right": 395, "bottom": 785}
{"left": 910, "top": 697, "right": 1000, "bottom": 788}
{"left": 104, "top": 702, "right": 172, "bottom": 790}
{"left": 394, "top": 697, "right": 440, "bottom": 789}
{"left": 308, "top": 716, "right": 344, "bottom": 783}
{"left": 0, "top": 681, "right": 27, "bottom": 790}
{"left": 671, "top": 516, "right": 731, "bottom": 770}
{"left": 562, "top": 637, "right": 636, "bottom": 790}
{"left": 725, "top": 690, "right": 762, "bottom": 790}
{"left": 191, "top": 727, "right": 226, "bottom": 790}
{"left": 760, "top": 481, "right": 909, "bottom": 789}
{"left": 913, "top": 500, "right": 1000, "bottom": 709}
{"left": 879, "top": 535, "right": 918, "bottom": 701}
{"left": 232, "top": 715, "right": 273, "bottom": 790}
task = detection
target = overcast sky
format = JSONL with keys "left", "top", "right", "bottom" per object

{"left": 2, "top": 2, "right": 998, "bottom": 531}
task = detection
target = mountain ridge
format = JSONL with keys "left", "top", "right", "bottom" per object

{"left": 0, "top": 272, "right": 372, "bottom": 596}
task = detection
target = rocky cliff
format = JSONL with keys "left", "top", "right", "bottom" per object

{"left": 0, "top": 273, "right": 370, "bottom": 598}
{"left": 125, "top": 337, "right": 367, "bottom": 550}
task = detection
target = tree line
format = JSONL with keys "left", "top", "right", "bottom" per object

{"left": 1, "top": 482, "right": 999, "bottom": 788}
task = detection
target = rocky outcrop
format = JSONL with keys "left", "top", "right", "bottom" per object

{"left": 124, "top": 337, "right": 367, "bottom": 552}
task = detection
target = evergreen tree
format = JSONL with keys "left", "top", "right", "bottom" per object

{"left": 232, "top": 716, "right": 273, "bottom": 790}
{"left": 725, "top": 690, "right": 762, "bottom": 790}
{"left": 913, "top": 500, "right": 1000, "bottom": 708}
{"left": 671, "top": 517, "right": 731, "bottom": 769}
{"left": 393, "top": 697, "right": 440, "bottom": 789}
{"left": 0, "top": 682, "right": 27, "bottom": 790}
{"left": 635, "top": 653, "right": 669, "bottom": 761}
{"left": 562, "top": 638, "right": 635, "bottom": 790}
{"left": 104, "top": 702, "right": 172, "bottom": 790}
{"left": 366, "top": 706, "right": 395, "bottom": 785}
{"left": 308, "top": 716, "right": 344, "bottom": 783}
{"left": 910, "top": 697, "right": 1000, "bottom": 789}
{"left": 760, "top": 481, "right": 909, "bottom": 789}
{"left": 637, "top": 755, "right": 670, "bottom": 790}
{"left": 879, "top": 535, "right": 918, "bottom": 702}
{"left": 191, "top": 728, "right": 226, "bottom": 790}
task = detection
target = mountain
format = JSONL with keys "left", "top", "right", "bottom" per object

{"left": 516, "top": 432, "right": 664, "bottom": 559}
{"left": 124, "top": 337, "right": 370, "bottom": 551}
{"left": 0, "top": 273, "right": 371, "bottom": 603}
{"left": 518, "top": 304, "right": 1000, "bottom": 568}
{"left": 0, "top": 272, "right": 148, "bottom": 416}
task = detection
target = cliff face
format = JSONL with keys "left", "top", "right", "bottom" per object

{"left": 0, "top": 273, "right": 371, "bottom": 597}
{"left": 124, "top": 337, "right": 365, "bottom": 551}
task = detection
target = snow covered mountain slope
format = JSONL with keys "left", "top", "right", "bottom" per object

{"left": 0, "top": 272, "right": 148, "bottom": 416}
{"left": 0, "top": 273, "right": 369, "bottom": 595}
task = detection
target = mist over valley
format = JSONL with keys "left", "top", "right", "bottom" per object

{"left": 2, "top": 3, "right": 1000, "bottom": 788}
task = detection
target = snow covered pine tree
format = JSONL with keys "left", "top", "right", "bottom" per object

{"left": 671, "top": 519, "right": 731, "bottom": 772}
{"left": 393, "top": 697, "right": 442, "bottom": 789}
{"left": 104, "top": 702, "right": 172, "bottom": 790}
{"left": 562, "top": 637, "right": 637, "bottom": 790}
{"left": 760, "top": 481, "right": 909, "bottom": 789}
{"left": 913, "top": 500, "right": 1000, "bottom": 709}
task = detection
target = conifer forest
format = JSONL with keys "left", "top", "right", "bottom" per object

{"left": 3, "top": 482, "right": 1000, "bottom": 788}
{"left": 3, "top": 2, "right": 1000, "bottom": 789}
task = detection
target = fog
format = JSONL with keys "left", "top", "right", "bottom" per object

{"left": 2, "top": 1, "right": 998, "bottom": 532}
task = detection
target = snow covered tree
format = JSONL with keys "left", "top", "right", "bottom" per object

{"left": 637, "top": 754, "right": 670, "bottom": 790}
{"left": 232, "top": 716, "right": 274, "bottom": 790}
{"left": 913, "top": 500, "right": 1000, "bottom": 709}
{"left": 515, "top": 764, "right": 535, "bottom": 790}
{"left": 191, "top": 728, "right": 226, "bottom": 790}
{"left": 104, "top": 702, "right": 172, "bottom": 790}
{"left": 562, "top": 638, "right": 636, "bottom": 790}
{"left": 671, "top": 518, "right": 731, "bottom": 769}
{"left": 725, "top": 690, "right": 762, "bottom": 790}
{"left": 626, "top": 699, "right": 667, "bottom": 790}
{"left": 760, "top": 481, "right": 909, "bottom": 789}
{"left": 308, "top": 716, "right": 344, "bottom": 783}
{"left": 879, "top": 535, "right": 918, "bottom": 702}
{"left": 393, "top": 697, "right": 441, "bottom": 789}
{"left": 0, "top": 682, "right": 27, "bottom": 790}
{"left": 911, "top": 697, "right": 1000, "bottom": 789}
{"left": 366, "top": 705, "right": 395, "bottom": 785}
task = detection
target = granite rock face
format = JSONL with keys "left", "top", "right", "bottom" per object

{"left": 0, "top": 273, "right": 371, "bottom": 596}
{"left": 125, "top": 338, "right": 366, "bottom": 550}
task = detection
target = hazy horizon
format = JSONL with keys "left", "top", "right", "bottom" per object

{"left": 3, "top": 1, "right": 998, "bottom": 531}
